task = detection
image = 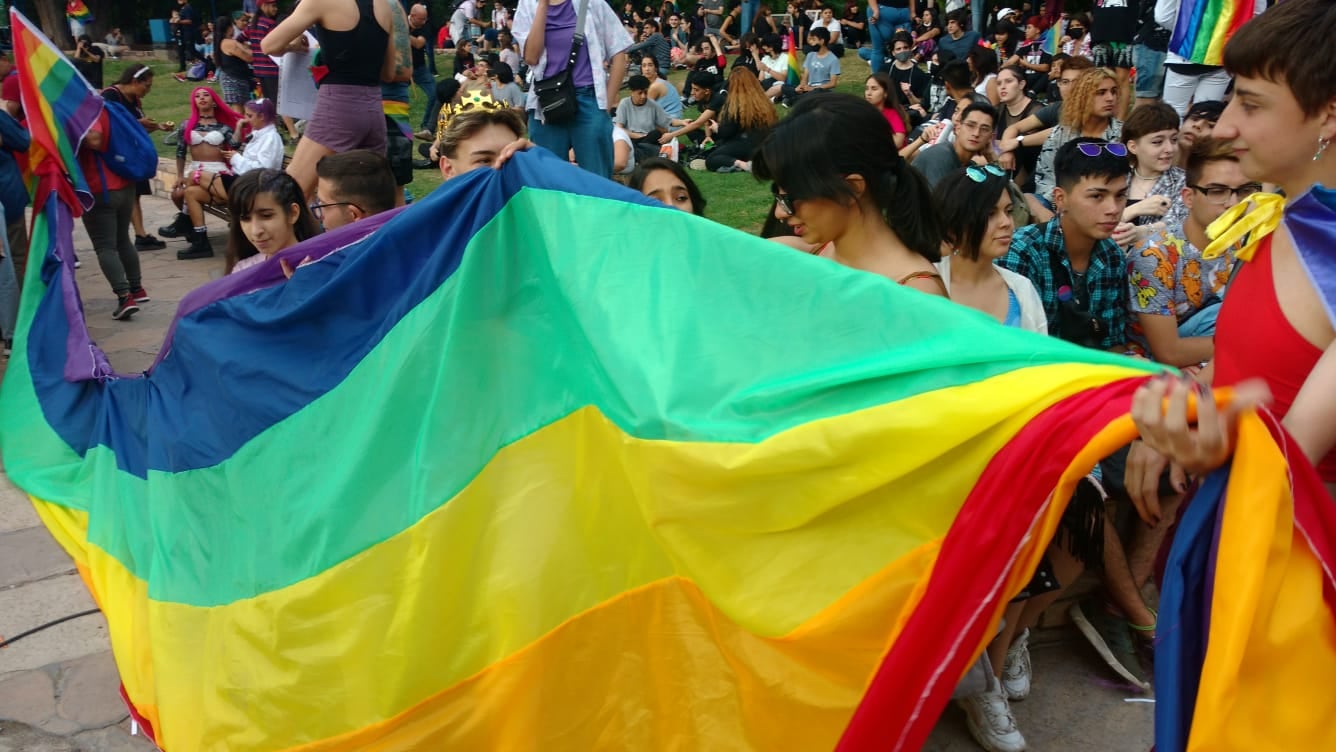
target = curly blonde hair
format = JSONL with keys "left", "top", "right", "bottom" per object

{"left": 1059, "top": 67, "right": 1118, "bottom": 130}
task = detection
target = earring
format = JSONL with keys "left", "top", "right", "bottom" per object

{"left": 1316, "top": 137, "right": 1331, "bottom": 162}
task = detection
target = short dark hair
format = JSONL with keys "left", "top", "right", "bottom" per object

{"left": 692, "top": 71, "right": 719, "bottom": 91}
{"left": 891, "top": 30, "right": 913, "bottom": 47}
{"left": 115, "top": 64, "right": 154, "bottom": 85}
{"left": 643, "top": 17, "right": 659, "bottom": 30}
{"left": 808, "top": 26, "right": 830, "bottom": 44}
{"left": 1223, "top": 0, "right": 1335, "bottom": 118}
{"left": 960, "top": 102, "right": 997, "bottom": 128}
{"left": 628, "top": 157, "right": 707, "bottom": 217}
{"left": 941, "top": 60, "right": 971, "bottom": 92}
{"left": 1061, "top": 55, "right": 1094, "bottom": 74}
{"left": 1184, "top": 136, "right": 1240, "bottom": 187}
{"left": 762, "top": 33, "right": 781, "bottom": 51}
{"left": 315, "top": 150, "right": 398, "bottom": 216}
{"left": 1121, "top": 101, "right": 1180, "bottom": 144}
{"left": 1054, "top": 138, "right": 1129, "bottom": 191}
{"left": 932, "top": 167, "right": 1011, "bottom": 261}
{"left": 492, "top": 61, "right": 515, "bottom": 85}
{"left": 627, "top": 74, "right": 650, "bottom": 92}
{"left": 946, "top": 9, "right": 968, "bottom": 26}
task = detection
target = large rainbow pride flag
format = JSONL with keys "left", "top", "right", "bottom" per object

{"left": 4, "top": 14, "right": 1336, "bottom": 745}
{"left": 1168, "top": 0, "right": 1260, "bottom": 66}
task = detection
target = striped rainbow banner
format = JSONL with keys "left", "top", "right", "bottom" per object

{"left": 1169, "top": 0, "right": 1259, "bottom": 65}
{"left": 1, "top": 146, "right": 1331, "bottom": 750}
{"left": 11, "top": 9, "right": 103, "bottom": 211}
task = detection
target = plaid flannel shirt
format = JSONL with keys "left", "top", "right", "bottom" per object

{"left": 998, "top": 219, "right": 1128, "bottom": 350}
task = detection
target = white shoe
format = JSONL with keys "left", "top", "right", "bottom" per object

{"left": 1002, "top": 628, "right": 1032, "bottom": 701}
{"left": 958, "top": 683, "right": 1027, "bottom": 752}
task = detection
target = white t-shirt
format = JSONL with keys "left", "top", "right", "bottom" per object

{"left": 612, "top": 125, "right": 635, "bottom": 175}
{"left": 817, "top": 18, "right": 841, "bottom": 44}
{"left": 760, "top": 52, "right": 788, "bottom": 81}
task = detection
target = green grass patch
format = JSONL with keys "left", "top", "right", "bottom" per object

{"left": 107, "top": 52, "right": 873, "bottom": 231}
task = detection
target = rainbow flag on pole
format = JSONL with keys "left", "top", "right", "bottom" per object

{"left": 786, "top": 28, "right": 802, "bottom": 85}
{"left": 2, "top": 145, "right": 1333, "bottom": 749}
{"left": 65, "top": 0, "right": 94, "bottom": 23}
{"left": 11, "top": 9, "right": 103, "bottom": 212}
{"left": 1169, "top": 0, "right": 1259, "bottom": 65}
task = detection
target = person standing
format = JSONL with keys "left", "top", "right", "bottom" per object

{"left": 512, "top": 0, "right": 633, "bottom": 178}
{"left": 78, "top": 107, "right": 149, "bottom": 321}
{"left": 408, "top": 4, "right": 438, "bottom": 138}
{"left": 0, "top": 74, "right": 30, "bottom": 289}
{"left": 865, "top": 0, "right": 914, "bottom": 74}
{"left": 175, "top": 0, "right": 200, "bottom": 72}
{"left": 1090, "top": 0, "right": 1138, "bottom": 119}
{"left": 263, "top": 0, "right": 397, "bottom": 199}
{"left": 249, "top": 0, "right": 282, "bottom": 103}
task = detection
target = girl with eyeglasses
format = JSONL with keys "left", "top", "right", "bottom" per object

{"left": 226, "top": 169, "right": 323, "bottom": 274}
{"left": 754, "top": 93, "right": 947, "bottom": 297}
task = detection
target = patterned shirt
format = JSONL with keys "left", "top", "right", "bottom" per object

{"left": 998, "top": 218, "right": 1128, "bottom": 350}
{"left": 1126, "top": 228, "right": 1236, "bottom": 352}
{"left": 1132, "top": 166, "right": 1188, "bottom": 231}
{"left": 248, "top": 16, "right": 279, "bottom": 78}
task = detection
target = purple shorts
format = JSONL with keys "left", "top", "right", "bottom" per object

{"left": 303, "top": 84, "right": 388, "bottom": 154}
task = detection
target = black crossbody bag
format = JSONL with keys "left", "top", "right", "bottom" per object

{"left": 532, "top": 0, "right": 589, "bottom": 124}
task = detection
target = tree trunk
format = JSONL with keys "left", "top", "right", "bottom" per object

{"left": 31, "top": 0, "right": 73, "bottom": 49}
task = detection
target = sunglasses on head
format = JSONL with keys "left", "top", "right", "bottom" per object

{"left": 965, "top": 164, "right": 1007, "bottom": 183}
{"left": 1075, "top": 142, "right": 1128, "bottom": 158}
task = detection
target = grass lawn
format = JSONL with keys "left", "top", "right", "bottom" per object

{"left": 107, "top": 52, "right": 875, "bottom": 234}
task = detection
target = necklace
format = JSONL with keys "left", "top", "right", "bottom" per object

{"left": 1132, "top": 168, "right": 1160, "bottom": 181}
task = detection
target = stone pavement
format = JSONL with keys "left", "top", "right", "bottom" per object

{"left": 0, "top": 193, "right": 1154, "bottom": 750}
{"left": 1, "top": 191, "right": 223, "bottom": 751}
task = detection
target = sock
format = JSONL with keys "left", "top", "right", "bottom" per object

{"left": 193, "top": 226, "right": 207, "bottom": 233}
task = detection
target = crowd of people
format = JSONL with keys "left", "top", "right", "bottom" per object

{"left": 4, "top": 0, "right": 1335, "bottom": 748}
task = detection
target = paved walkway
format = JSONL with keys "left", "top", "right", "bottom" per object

{"left": 0, "top": 193, "right": 1154, "bottom": 750}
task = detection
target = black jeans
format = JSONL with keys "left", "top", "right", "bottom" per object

{"left": 81, "top": 186, "right": 141, "bottom": 297}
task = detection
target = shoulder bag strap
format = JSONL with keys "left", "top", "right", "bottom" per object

{"left": 568, "top": 0, "right": 590, "bottom": 69}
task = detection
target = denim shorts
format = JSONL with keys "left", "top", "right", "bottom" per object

{"left": 1133, "top": 44, "right": 1167, "bottom": 98}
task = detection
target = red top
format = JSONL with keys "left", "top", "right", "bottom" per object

{"left": 881, "top": 107, "right": 906, "bottom": 137}
{"left": 77, "top": 111, "right": 129, "bottom": 196}
{"left": 1213, "top": 235, "right": 1336, "bottom": 481}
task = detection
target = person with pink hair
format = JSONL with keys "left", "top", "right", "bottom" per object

{"left": 159, "top": 87, "right": 243, "bottom": 259}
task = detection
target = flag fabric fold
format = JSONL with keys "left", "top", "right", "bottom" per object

{"left": 1, "top": 132, "right": 1330, "bottom": 749}
{"left": 1168, "top": 0, "right": 1258, "bottom": 66}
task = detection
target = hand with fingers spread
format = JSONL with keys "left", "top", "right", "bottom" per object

{"left": 1130, "top": 374, "right": 1273, "bottom": 482}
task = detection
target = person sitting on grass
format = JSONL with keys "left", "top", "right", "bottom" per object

{"left": 659, "top": 71, "right": 725, "bottom": 154}
{"left": 628, "top": 156, "right": 707, "bottom": 216}
{"left": 615, "top": 74, "right": 674, "bottom": 162}
{"left": 778, "top": 26, "right": 840, "bottom": 106}
{"left": 703, "top": 67, "right": 776, "bottom": 173}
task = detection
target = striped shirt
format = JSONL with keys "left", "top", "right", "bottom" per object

{"left": 249, "top": 16, "right": 280, "bottom": 78}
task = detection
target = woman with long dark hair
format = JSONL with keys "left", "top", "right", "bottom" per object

{"left": 214, "top": 15, "right": 253, "bottom": 116}
{"left": 225, "top": 169, "right": 322, "bottom": 274}
{"left": 864, "top": 72, "right": 909, "bottom": 149}
{"left": 753, "top": 93, "right": 947, "bottom": 297}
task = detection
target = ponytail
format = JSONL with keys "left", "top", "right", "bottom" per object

{"left": 874, "top": 159, "right": 944, "bottom": 263}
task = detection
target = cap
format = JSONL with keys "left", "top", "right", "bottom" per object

{"left": 1, "top": 72, "right": 20, "bottom": 105}
{"left": 996, "top": 7, "right": 1018, "bottom": 21}
{"left": 1186, "top": 100, "right": 1226, "bottom": 122}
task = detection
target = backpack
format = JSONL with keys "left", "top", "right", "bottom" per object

{"left": 96, "top": 95, "right": 158, "bottom": 182}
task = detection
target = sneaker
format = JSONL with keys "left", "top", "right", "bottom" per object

{"left": 1001, "top": 628, "right": 1031, "bottom": 701}
{"left": 1070, "top": 599, "right": 1151, "bottom": 689}
{"left": 173, "top": 73, "right": 187, "bottom": 83}
{"left": 74, "top": 257, "right": 81, "bottom": 268}
{"left": 111, "top": 295, "right": 139, "bottom": 321}
{"left": 414, "top": 129, "right": 435, "bottom": 142}
{"left": 714, "top": 165, "right": 743, "bottom": 173}
{"left": 957, "top": 683, "right": 1027, "bottom": 752}
{"left": 130, "top": 287, "right": 151, "bottom": 304}
{"left": 135, "top": 234, "right": 167, "bottom": 251}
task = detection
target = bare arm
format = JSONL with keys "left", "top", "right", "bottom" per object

{"left": 262, "top": 0, "right": 322, "bottom": 55}
{"left": 1284, "top": 342, "right": 1336, "bottom": 467}
{"left": 606, "top": 52, "right": 629, "bottom": 108}
{"left": 522, "top": 0, "right": 547, "bottom": 66}
{"left": 1137, "top": 313, "right": 1214, "bottom": 368}
{"left": 222, "top": 37, "right": 253, "bottom": 62}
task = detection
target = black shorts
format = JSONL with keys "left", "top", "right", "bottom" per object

{"left": 135, "top": 179, "right": 152, "bottom": 197}
{"left": 385, "top": 116, "right": 413, "bottom": 187}
{"left": 220, "top": 173, "right": 237, "bottom": 192}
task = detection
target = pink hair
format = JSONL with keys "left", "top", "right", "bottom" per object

{"left": 184, "top": 87, "right": 242, "bottom": 136}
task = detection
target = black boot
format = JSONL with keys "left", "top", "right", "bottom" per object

{"left": 158, "top": 212, "right": 191, "bottom": 239}
{"left": 176, "top": 229, "right": 214, "bottom": 260}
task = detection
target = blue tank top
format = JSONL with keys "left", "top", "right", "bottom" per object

{"left": 654, "top": 81, "right": 683, "bottom": 118}
{"left": 1003, "top": 287, "right": 1022, "bottom": 328}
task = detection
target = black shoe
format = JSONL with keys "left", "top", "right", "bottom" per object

{"left": 418, "top": 142, "right": 432, "bottom": 160}
{"left": 111, "top": 294, "right": 140, "bottom": 321}
{"left": 135, "top": 234, "right": 167, "bottom": 250}
{"left": 158, "top": 213, "right": 191, "bottom": 239}
{"left": 412, "top": 159, "right": 434, "bottom": 170}
{"left": 176, "top": 229, "right": 214, "bottom": 260}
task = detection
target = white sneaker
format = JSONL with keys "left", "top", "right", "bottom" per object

{"left": 958, "top": 683, "right": 1027, "bottom": 752}
{"left": 1002, "top": 628, "right": 1032, "bottom": 701}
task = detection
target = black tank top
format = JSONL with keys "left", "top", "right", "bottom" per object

{"left": 315, "top": 0, "right": 389, "bottom": 87}
{"left": 217, "top": 39, "right": 252, "bottom": 80}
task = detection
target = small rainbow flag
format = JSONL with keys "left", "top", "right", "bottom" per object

{"left": 786, "top": 28, "right": 801, "bottom": 86}
{"left": 65, "top": 0, "right": 93, "bottom": 23}
{"left": 1169, "top": 0, "right": 1259, "bottom": 66}
{"left": 382, "top": 97, "right": 413, "bottom": 139}
{"left": 11, "top": 9, "right": 103, "bottom": 212}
